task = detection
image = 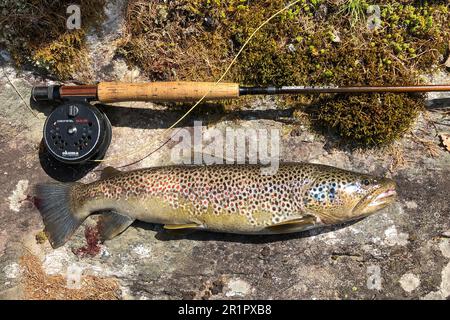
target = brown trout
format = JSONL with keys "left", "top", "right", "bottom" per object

{"left": 35, "top": 163, "right": 397, "bottom": 248}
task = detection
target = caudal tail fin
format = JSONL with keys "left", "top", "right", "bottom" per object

{"left": 35, "top": 183, "right": 87, "bottom": 249}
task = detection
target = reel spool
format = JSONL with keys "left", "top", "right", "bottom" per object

{"left": 43, "top": 101, "right": 111, "bottom": 164}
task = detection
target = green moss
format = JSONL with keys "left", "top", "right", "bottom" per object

{"left": 118, "top": 0, "right": 449, "bottom": 146}
{"left": 35, "top": 230, "right": 47, "bottom": 244}
{"left": 0, "top": 0, "right": 106, "bottom": 79}
{"left": 311, "top": 93, "right": 424, "bottom": 147}
{"left": 33, "top": 31, "right": 90, "bottom": 79}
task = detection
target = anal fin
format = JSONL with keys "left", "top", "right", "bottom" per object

{"left": 97, "top": 211, "right": 135, "bottom": 241}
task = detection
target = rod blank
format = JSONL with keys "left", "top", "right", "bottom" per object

{"left": 239, "top": 84, "right": 450, "bottom": 95}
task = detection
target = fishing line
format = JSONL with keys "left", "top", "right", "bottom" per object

{"left": 95, "top": 0, "right": 303, "bottom": 167}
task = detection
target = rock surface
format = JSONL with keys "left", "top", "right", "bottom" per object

{"left": 0, "top": 2, "right": 449, "bottom": 300}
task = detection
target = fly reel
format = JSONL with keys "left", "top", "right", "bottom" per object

{"left": 42, "top": 101, "right": 111, "bottom": 164}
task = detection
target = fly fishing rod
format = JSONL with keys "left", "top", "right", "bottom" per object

{"left": 33, "top": 82, "right": 450, "bottom": 102}
{"left": 32, "top": 81, "right": 450, "bottom": 164}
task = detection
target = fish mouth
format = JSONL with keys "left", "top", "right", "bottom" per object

{"left": 367, "top": 188, "right": 397, "bottom": 208}
{"left": 354, "top": 179, "right": 398, "bottom": 216}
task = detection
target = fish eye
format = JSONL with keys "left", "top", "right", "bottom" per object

{"left": 362, "top": 179, "right": 370, "bottom": 186}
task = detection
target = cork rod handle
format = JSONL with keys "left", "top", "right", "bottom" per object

{"left": 97, "top": 82, "right": 240, "bottom": 103}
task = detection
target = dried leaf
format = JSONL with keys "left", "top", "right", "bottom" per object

{"left": 439, "top": 133, "right": 450, "bottom": 152}
{"left": 445, "top": 55, "right": 450, "bottom": 69}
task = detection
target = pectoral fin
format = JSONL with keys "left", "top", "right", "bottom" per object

{"left": 265, "top": 216, "right": 316, "bottom": 233}
{"left": 97, "top": 211, "right": 135, "bottom": 241}
{"left": 163, "top": 223, "right": 202, "bottom": 230}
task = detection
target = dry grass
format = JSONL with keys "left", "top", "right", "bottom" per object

{"left": 387, "top": 143, "right": 408, "bottom": 171}
{"left": 411, "top": 133, "right": 441, "bottom": 158}
{"left": 20, "top": 253, "right": 120, "bottom": 300}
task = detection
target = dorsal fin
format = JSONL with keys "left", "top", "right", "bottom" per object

{"left": 100, "top": 166, "right": 122, "bottom": 179}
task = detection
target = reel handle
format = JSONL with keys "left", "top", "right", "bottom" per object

{"left": 97, "top": 81, "right": 240, "bottom": 103}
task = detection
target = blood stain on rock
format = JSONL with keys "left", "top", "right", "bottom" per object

{"left": 72, "top": 226, "right": 102, "bottom": 258}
